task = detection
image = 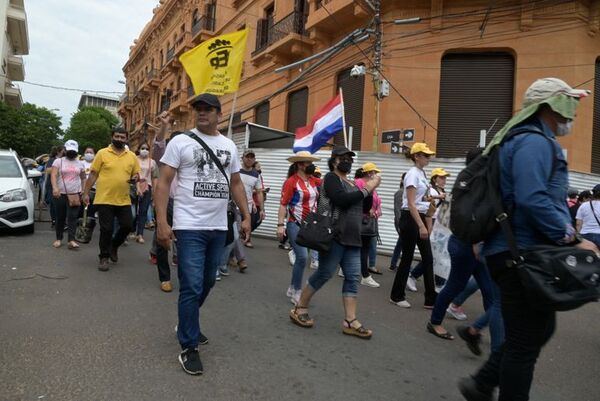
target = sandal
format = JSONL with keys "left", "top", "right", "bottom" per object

{"left": 52, "top": 240, "right": 61, "bottom": 248}
{"left": 68, "top": 241, "right": 80, "bottom": 250}
{"left": 289, "top": 306, "right": 314, "bottom": 328}
{"left": 343, "top": 318, "right": 372, "bottom": 339}
{"left": 427, "top": 322, "right": 454, "bottom": 340}
{"left": 368, "top": 267, "right": 383, "bottom": 275}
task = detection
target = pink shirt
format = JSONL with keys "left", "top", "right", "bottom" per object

{"left": 53, "top": 158, "right": 84, "bottom": 194}
{"left": 355, "top": 178, "right": 382, "bottom": 218}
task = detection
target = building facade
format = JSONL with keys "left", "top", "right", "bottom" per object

{"left": 0, "top": 0, "right": 28, "bottom": 108}
{"left": 78, "top": 92, "right": 121, "bottom": 120}
{"left": 119, "top": 0, "right": 600, "bottom": 173}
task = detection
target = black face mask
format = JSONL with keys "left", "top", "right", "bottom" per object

{"left": 65, "top": 150, "right": 78, "bottom": 159}
{"left": 256, "top": 169, "right": 262, "bottom": 175}
{"left": 305, "top": 164, "right": 316, "bottom": 175}
{"left": 337, "top": 161, "right": 352, "bottom": 174}
{"left": 112, "top": 139, "right": 125, "bottom": 149}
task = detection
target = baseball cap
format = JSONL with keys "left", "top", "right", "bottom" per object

{"left": 431, "top": 168, "right": 450, "bottom": 177}
{"left": 190, "top": 93, "right": 221, "bottom": 111}
{"left": 331, "top": 146, "right": 356, "bottom": 158}
{"left": 567, "top": 188, "right": 579, "bottom": 198}
{"left": 523, "top": 78, "right": 590, "bottom": 108}
{"left": 593, "top": 184, "right": 600, "bottom": 194}
{"left": 410, "top": 142, "right": 435, "bottom": 155}
{"left": 314, "top": 166, "right": 322, "bottom": 174}
{"left": 243, "top": 149, "right": 256, "bottom": 157}
{"left": 64, "top": 139, "right": 79, "bottom": 153}
{"left": 362, "top": 162, "right": 381, "bottom": 173}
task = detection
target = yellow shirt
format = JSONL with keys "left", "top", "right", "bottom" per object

{"left": 91, "top": 145, "right": 141, "bottom": 206}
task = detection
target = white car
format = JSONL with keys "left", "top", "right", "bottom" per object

{"left": 0, "top": 149, "right": 40, "bottom": 233}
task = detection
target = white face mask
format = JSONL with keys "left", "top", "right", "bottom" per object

{"left": 139, "top": 149, "right": 149, "bottom": 158}
{"left": 555, "top": 120, "right": 573, "bottom": 136}
{"left": 84, "top": 153, "right": 94, "bottom": 162}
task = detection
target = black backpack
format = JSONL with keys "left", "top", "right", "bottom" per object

{"left": 450, "top": 125, "right": 551, "bottom": 243}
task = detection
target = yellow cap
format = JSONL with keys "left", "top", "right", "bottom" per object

{"left": 431, "top": 168, "right": 450, "bottom": 177}
{"left": 362, "top": 162, "right": 381, "bottom": 173}
{"left": 410, "top": 142, "right": 435, "bottom": 155}
{"left": 314, "top": 166, "right": 322, "bottom": 174}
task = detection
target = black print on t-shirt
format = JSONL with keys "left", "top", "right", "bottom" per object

{"left": 192, "top": 146, "right": 231, "bottom": 199}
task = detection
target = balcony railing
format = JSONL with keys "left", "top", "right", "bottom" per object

{"left": 254, "top": 10, "right": 307, "bottom": 55}
{"left": 146, "top": 68, "right": 158, "bottom": 80}
{"left": 166, "top": 47, "right": 175, "bottom": 62}
{"left": 192, "top": 16, "right": 215, "bottom": 36}
{"left": 160, "top": 99, "right": 171, "bottom": 113}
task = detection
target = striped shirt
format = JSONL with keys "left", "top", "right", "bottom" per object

{"left": 281, "top": 174, "right": 321, "bottom": 223}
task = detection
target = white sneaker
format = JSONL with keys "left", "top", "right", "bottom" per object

{"left": 406, "top": 276, "right": 418, "bottom": 292}
{"left": 361, "top": 275, "right": 380, "bottom": 288}
{"left": 389, "top": 299, "right": 411, "bottom": 308}
{"left": 310, "top": 260, "right": 319, "bottom": 270}
{"left": 291, "top": 289, "right": 301, "bottom": 305}
{"left": 446, "top": 305, "right": 468, "bottom": 320}
{"left": 286, "top": 286, "right": 294, "bottom": 298}
{"left": 215, "top": 275, "right": 221, "bottom": 281}
{"left": 288, "top": 250, "right": 296, "bottom": 266}
{"left": 337, "top": 268, "right": 344, "bottom": 278}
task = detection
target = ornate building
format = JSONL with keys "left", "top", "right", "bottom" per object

{"left": 119, "top": 0, "right": 600, "bottom": 173}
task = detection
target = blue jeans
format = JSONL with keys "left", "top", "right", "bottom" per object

{"left": 175, "top": 229, "right": 226, "bottom": 349}
{"left": 472, "top": 282, "right": 505, "bottom": 353}
{"left": 582, "top": 233, "right": 600, "bottom": 249}
{"left": 430, "top": 235, "right": 494, "bottom": 325}
{"left": 287, "top": 221, "right": 308, "bottom": 290}
{"left": 217, "top": 221, "right": 238, "bottom": 275}
{"left": 368, "top": 236, "right": 377, "bottom": 267}
{"left": 453, "top": 276, "right": 479, "bottom": 306}
{"left": 390, "top": 236, "right": 402, "bottom": 268}
{"left": 308, "top": 240, "right": 361, "bottom": 297}
{"left": 135, "top": 189, "right": 152, "bottom": 235}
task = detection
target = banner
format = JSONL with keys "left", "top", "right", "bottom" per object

{"left": 179, "top": 29, "right": 248, "bottom": 96}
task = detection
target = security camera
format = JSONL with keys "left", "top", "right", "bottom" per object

{"left": 350, "top": 64, "right": 366, "bottom": 78}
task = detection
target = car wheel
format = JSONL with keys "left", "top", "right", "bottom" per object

{"left": 22, "top": 223, "right": 35, "bottom": 234}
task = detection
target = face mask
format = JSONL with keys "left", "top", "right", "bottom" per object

{"left": 337, "top": 161, "right": 352, "bottom": 174}
{"left": 65, "top": 150, "right": 78, "bottom": 159}
{"left": 139, "top": 149, "right": 149, "bottom": 158}
{"left": 556, "top": 120, "right": 573, "bottom": 136}
{"left": 112, "top": 139, "right": 125, "bottom": 149}
{"left": 84, "top": 153, "right": 94, "bottom": 162}
{"left": 305, "top": 164, "right": 316, "bottom": 175}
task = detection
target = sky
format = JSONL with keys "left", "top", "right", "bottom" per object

{"left": 19, "top": 0, "right": 158, "bottom": 128}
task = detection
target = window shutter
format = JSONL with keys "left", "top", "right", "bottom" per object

{"left": 287, "top": 88, "right": 308, "bottom": 133}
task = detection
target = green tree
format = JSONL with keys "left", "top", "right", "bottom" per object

{"left": 65, "top": 106, "right": 119, "bottom": 152}
{"left": 0, "top": 102, "right": 63, "bottom": 158}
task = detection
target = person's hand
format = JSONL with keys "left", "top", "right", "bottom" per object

{"left": 82, "top": 193, "right": 90, "bottom": 206}
{"left": 419, "top": 225, "right": 429, "bottom": 240}
{"left": 472, "top": 243, "right": 482, "bottom": 261}
{"left": 575, "top": 238, "right": 600, "bottom": 258}
{"left": 52, "top": 188, "right": 60, "bottom": 198}
{"left": 157, "top": 220, "right": 174, "bottom": 250}
{"left": 260, "top": 210, "right": 266, "bottom": 221}
{"left": 364, "top": 175, "right": 382, "bottom": 192}
{"left": 277, "top": 225, "right": 285, "bottom": 242}
{"left": 158, "top": 111, "right": 172, "bottom": 126}
{"left": 239, "top": 216, "right": 251, "bottom": 243}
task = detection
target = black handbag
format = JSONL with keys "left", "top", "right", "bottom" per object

{"left": 185, "top": 132, "right": 235, "bottom": 245}
{"left": 494, "top": 197, "right": 600, "bottom": 311}
{"left": 361, "top": 216, "right": 378, "bottom": 237}
{"left": 296, "top": 212, "right": 334, "bottom": 253}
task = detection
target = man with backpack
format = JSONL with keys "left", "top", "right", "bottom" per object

{"left": 455, "top": 78, "right": 598, "bottom": 401}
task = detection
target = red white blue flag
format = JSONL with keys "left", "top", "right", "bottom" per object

{"left": 293, "top": 94, "right": 344, "bottom": 154}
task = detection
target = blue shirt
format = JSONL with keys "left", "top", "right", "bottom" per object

{"left": 483, "top": 118, "right": 572, "bottom": 256}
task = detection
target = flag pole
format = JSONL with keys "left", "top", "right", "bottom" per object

{"left": 339, "top": 88, "right": 348, "bottom": 148}
{"left": 227, "top": 91, "right": 238, "bottom": 139}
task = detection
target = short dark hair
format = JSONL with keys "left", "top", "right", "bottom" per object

{"left": 354, "top": 168, "right": 365, "bottom": 179}
{"left": 112, "top": 127, "right": 128, "bottom": 136}
{"left": 327, "top": 157, "right": 336, "bottom": 172}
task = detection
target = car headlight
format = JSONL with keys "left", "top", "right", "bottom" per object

{"left": 1, "top": 188, "right": 27, "bottom": 202}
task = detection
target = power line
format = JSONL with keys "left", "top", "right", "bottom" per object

{"left": 1, "top": 75, "right": 123, "bottom": 95}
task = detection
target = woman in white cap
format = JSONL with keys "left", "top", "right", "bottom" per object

{"left": 277, "top": 151, "right": 321, "bottom": 305}
{"left": 389, "top": 142, "right": 438, "bottom": 309}
{"left": 50, "top": 139, "right": 85, "bottom": 249}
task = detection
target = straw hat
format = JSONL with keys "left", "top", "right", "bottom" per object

{"left": 287, "top": 151, "right": 321, "bottom": 163}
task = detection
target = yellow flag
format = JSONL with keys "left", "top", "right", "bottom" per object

{"left": 179, "top": 29, "right": 248, "bottom": 96}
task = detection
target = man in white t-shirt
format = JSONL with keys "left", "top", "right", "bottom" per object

{"left": 239, "top": 149, "right": 264, "bottom": 248}
{"left": 575, "top": 184, "right": 600, "bottom": 248}
{"left": 155, "top": 93, "right": 251, "bottom": 376}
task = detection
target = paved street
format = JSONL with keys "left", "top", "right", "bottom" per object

{"left": 1, "top": 224, "right": 599, "bottom": 401}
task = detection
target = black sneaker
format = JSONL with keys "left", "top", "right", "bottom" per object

{"left": 458, "top": 377, "right": 493, "bottom": 401}
{"left": 198, "top": 332, "right": 209, "bottom": 345}
{"left": 178, "top": 348, "right": 203, "bottom": 375}
{"left": 457, "top": 325, "right": 482, "bottom": 356}
{"left": 109, "top": 246, "right": 118, "bottom": 263}
{"left": 98, "top": 258, "right": 109, "bottom": 272}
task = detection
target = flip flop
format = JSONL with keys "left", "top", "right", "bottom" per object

{"left": 427, "top": 322, "right": 454, "bottom": 340}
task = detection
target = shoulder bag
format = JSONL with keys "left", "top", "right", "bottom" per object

{"left": 296, "top": 177, "right": 335, "bottom": 253}
{"left": 589, "top": 201, "right": 600, "bottom": 228}
{"left": 185, "top": 132, "right": 235, "bottom": 245}
{"left": 61, "top": 159, "right": 81, "bottom": 208}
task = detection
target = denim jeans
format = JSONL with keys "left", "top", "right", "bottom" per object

{"left": 472, "top": 281, "right": 505, "bottom": 353}
{"left": 135, "top": 189, "right": 152, "bottom": 235}
{"left": 310, "top": 250, "right": 318, "bottom": 263}
{"left": 175, "top": 229, "right": 226, "bottom": 350}
{"left": 54, "top": 194, "right": 79, "bottom": 242}
{"left": 287, "top": 221, "right": 308, "bottom": 290}
{"left": 430, "top": 235, "right": 494, "bottom": 325}
{"left": 390, "top": 236, "right": 402, "bottom": 268}
{"left": 155, "top": 198, "right": 173, "bottom": 282}
{"left": 473, "top": 251, "right": 556, "bottom": 401}
{"left": 308, "top": 240, "right": 361, "bottom": 297}
{"left": 582, "top": 232, "right": 600, "bottom": 249}
{"left": 217, "top": 221, "right": 238, "bottom": 275}
{"left": 453, "top": 276, "right": 479, "bottom": 306}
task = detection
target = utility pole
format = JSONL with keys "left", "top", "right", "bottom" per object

{"left": 371, "top": 0, "right": 382, "bottom": 152}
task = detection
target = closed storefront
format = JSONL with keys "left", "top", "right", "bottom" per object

{"left": 436, "top": 53, "right": 515, "bottom": 158}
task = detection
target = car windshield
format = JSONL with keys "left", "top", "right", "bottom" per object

{"left": 0, "top": 155, "right": 24, "bottom": 178}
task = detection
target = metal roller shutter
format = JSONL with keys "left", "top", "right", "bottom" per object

{"left": 437, "top": 53, "right": 514, "bottom": 158}
{"left": 336, "top": 67, "right": 365, "bottom": 149}
{"left": 287, "top": 87, "right": 308, "bottom": 133}
{"left": 592, "top": 59, "right": 600, "bottom": 174}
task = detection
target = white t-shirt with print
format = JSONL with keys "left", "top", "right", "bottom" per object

{"left": 160, "top": 128, "right": 240, "bottom": 230}
{"left": 401, "top": 166, "right": 430, "bottom": 213}
{"left": 576, "top": 200, "right": 600, "bottom": 234}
